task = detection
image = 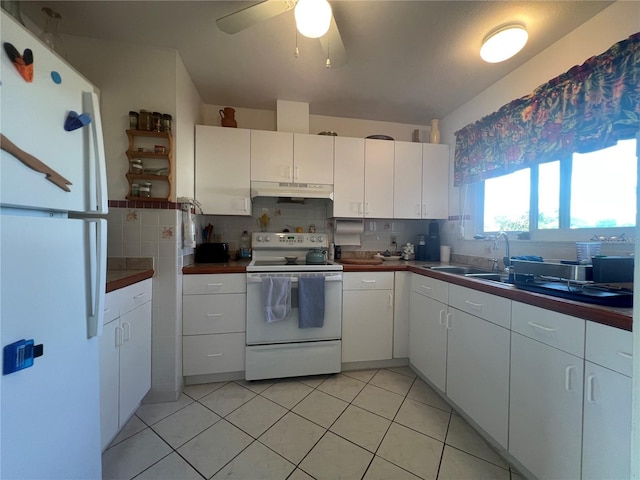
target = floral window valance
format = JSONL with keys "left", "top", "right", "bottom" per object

{"left": 454, "top": 32, "right": 640, "bottom": 186}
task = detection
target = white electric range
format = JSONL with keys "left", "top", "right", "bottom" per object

{"left": 245, "top": 232, "right": 343, "bottom": 381}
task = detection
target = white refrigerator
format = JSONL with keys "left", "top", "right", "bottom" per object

{"left": 1, "top": 12, "right": 107, "bottom": 479}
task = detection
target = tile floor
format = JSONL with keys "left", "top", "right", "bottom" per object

{"left": 103, "top": 367, "right": 523, "bottom": 480}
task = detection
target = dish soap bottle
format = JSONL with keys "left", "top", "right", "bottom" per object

{"left": 239, "top": 230, "right": 251, "bottom": 259}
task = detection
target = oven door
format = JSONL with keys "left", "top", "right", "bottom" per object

{"left": 246, "top": 272, "right": 342, "bottom": 344}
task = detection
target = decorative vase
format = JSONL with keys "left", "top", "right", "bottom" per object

{"left": 429, "top": 119, "right": 440, "bottom": 144}
{"left": 219, "top": 107, "right": 238, "bottom": 128}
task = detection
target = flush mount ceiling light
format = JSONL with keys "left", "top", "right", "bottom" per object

{"left": 480, "top": 23, "right": 528, "bottom": 63}
{"left": 294, "top": 0, "right": 332, "bottom": 38}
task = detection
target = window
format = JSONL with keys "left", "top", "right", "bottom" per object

{"left": 480, "top": 140, "right": 637, "bottom": 233}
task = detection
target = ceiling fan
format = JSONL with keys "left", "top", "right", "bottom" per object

{"left": 216, "top": 0, "right": 347, "bottom": 68}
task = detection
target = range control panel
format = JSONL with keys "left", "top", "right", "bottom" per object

{"left": 252, "top": 232, "right": 327, "bottom": 249}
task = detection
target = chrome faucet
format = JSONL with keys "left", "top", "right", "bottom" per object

{"left": 493, "top": 232, "right": 511, "bottom": 271}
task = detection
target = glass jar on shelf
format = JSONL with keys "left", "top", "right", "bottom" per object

{"left": 139, "top": 182, "right": 152, "bottom": 198}
{"left": 152, "top": 112, "right": 162, "bottom": 132}
{"left": 129, "top": 159, "right": 143, "bottom": 175}
{"left": 138, "top": 110, "right": 152, "bottom": 131}
{"left": 130, "top": 183, "right": 140, "bottom": 197}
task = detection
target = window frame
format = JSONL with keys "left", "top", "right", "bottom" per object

{"left": 476, "top": 139, "right": 638, "bottom": 238}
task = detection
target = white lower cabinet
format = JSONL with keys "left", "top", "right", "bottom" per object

{"left": 342, "top": 272, "right": 394, "bottom": 362}
{"left": 582, "top": 321, "right": 633, "bottom": 480}
{"left": 99, "top": 279, "right": 152, "bottom": 451}
{"left": 509, "top": 302, "right": 586, "bottom": 480}
{"left": 393, "top": 271, "right": 411, "bottom": 358}
{"left": 408, "top": 275, "right": 449, "bottom": 391}
{"left": 182, "top": 274, "right": 246, "bottom": 377}
{"left": 447, "top": 307, "right": 510, "bottom": 448}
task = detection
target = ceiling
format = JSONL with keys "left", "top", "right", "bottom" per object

{"left": 18, "top": 1, "right": 613, "bottom": 125}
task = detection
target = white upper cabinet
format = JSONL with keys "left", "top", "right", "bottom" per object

{"left": 421, "top": 144, "right": 449, "bottom": 219}
{"left": 333, "top": 137, "right": 365, "bottom": 217}
{"left": 364, "top": 138, "right": 394, "bottom": 218}
{"left": 250, "top": 130, "right": 294, "bottom": 182}
{"left": 195, "top": 126, "right": 251, "bottom": 215}
{"left": 250, "top": 131, "right": 333, "bottom": 184}
{"left": 293, "top": 134, "right": 334, "bottom": 184}
{"left": 394, "top": 141, "right": 423, "bottom": 219}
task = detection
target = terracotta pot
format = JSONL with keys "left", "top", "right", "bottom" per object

{"left": 219, "top": 107, "right": 237, "bottom": 128}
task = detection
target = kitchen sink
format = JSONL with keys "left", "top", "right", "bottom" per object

{"left": 427, "top": 265, "right": 510, "bottom": 283}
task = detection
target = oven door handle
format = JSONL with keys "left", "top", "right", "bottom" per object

{"left": 247, "top": 274, "right": 343, "bottom": 284}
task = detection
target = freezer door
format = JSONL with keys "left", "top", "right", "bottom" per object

{"left": 0, "top": 12, "right": 107, "bottom": 214}
{"left": 1, "top": 214, "right": 102, "bottom": 478}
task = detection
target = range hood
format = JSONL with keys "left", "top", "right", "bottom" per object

{"left": 250, "top": 181, "right": 333, "bottom": 200}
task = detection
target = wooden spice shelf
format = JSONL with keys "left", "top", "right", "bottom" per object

{"left": 125, "top": 130, "right": 173, "bottom": 201}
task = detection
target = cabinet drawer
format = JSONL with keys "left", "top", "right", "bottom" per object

{"left": 511, "top": 302, "right": 585, "bottom": 358}
{"left": 183, "top": 293, "right": 246, "bottom": 335}
{"left": 183, "top": 273, "right": 246, "bottom": 295}
{"left": 119, "top": 279, "right": 152, "bottom": 316}
{"left": 103, "top": 289, "right": 121, "bottom": 325}
{"left": 410, "top": 273, "right": 448, "bottom": 304}
{"left": 183, "top": 333, "right": 245, "bottom": 376}
{"left": 585, "top": 322, "right": 632, "bottom": 376}
{"left": 343, "top": 272, "right": 394, "bottom": 290}
{"left": 448, "top": 284, "right": 510, "bottom": 328}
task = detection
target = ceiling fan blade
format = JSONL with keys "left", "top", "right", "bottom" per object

{"left": 216, "top": 0, "right": 296, "bottom": 34}
{"left": 319, "top": 15, "right": 347, "bottom": 68}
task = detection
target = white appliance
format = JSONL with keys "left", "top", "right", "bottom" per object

{"left": 245, "top": 232, "right": 343, "bottom": 380}
{"left": 0, "top": 12, "right": 107, "bottom": 479}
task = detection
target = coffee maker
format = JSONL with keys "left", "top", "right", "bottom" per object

{"left": 426, "top": 221, "right": 441, "bottom": 261}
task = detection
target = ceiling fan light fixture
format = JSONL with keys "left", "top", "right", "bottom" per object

{"left": 294, "top": 0, "right": 332, "bottom": 39}
{"left": 480, "top": 23, "right": 528, "bottom": 63}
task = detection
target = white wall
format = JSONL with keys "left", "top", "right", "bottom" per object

{"left": 175, "top": 55, "right": 203, "bottom": 199}
{"left": 202, "top": 104, "right": 431, "bottom": 142}
{"left": 63, "top": 36, "right": 178, "bottom": 200}
{"left": 440, "top": 1, "right": 640, "bottom": 250}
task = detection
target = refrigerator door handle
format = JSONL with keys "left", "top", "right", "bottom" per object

{"left": 87, "top": 218, "right": 107, "bottom": 338}
{"left": 83, "top": 91, "right": 108, "bottom": 214}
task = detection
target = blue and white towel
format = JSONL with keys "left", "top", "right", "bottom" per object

{"left": 298, "top": 276, "right": 325, "bottom": 328}
{"left": 261, "top": 277, "right": 291, "bottom": 323}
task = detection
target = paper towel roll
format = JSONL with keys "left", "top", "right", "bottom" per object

{"left": 334, "top": 220, "right": 364, "bottom": 246}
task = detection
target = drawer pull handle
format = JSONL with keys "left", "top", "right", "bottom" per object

{"left": 134, "top": 292, "right": 146, "bottom": 299}
{"left": 446, "top": 312, "right": 452, "bottom": 330}
{"left": 207, "top": 313, "right": 222, "bottom": 317}
{"left": 438, "top": 310, "right": 445, "bottom": 326}
{"left": 122, "top": 322, "right": 131, "bottom": 342}
{"left": 420, "top": 285, "right": 433, "bottom": 292}
{"left": 207, "top": 283, "right": 223, "bottom": 287}
{"left": 586, "top": 374, "right": 597, "bottom": 403}
{"left": 388, "top": 293, "right": 393, "bottom": 307}
{"left": 115, "top": 326, "right": 123, "bottom": 347}
{"left": 527, "top": 321, "right": 556, "bottom": 332}
{"left": 361, "top": 280, "right": 376, "bottom": 284}
{"left": 617, "top": 351, "right": 632, "bottom": 360}
{"left": 464, "top": 300, "right": 483, "bottom": 311}
{"left": 206, "top": 353, "right": 223, "bottom": 357}
{"left": 564, "top": 365, "right": 576, "bottom": 392}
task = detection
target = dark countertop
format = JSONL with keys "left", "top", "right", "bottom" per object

{"left": 106, "top": 269, "right": 154, "bottom": 293}
{"left": 182, "top": 260, "right": 632, "bottom": 331}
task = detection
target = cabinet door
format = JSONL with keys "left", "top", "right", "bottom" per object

{"left": 118, "top": 301, "right": 152, "bottom": 426}
{"left": 294, "top": 134, "right": 334, "bottom": 184}
{"left": 393, "top": 272, "right": 410, "bottom": 358}
{"left": 447, "top": 308, "right": 510, "bottom": 448}
{"left": 342, "top": 290, "right": 393, "bottom": 362}
{"left": 421, "top": 144, "right": 449, "bottom": 219}
{"left": 251, "top": 130, "right": 293, "bottom": 182}
{"left": 409, "top": 292, "right": 447, "bottom": 391}
{"left": 99, "top": 320, "right": 120, "bottom": 450}
{"left": 582, "top": 361, "right": 631, "bottom": 480}
{"left": 195, "top": 126, "right": 251, "bottom": 215}
{"left": 393, "top": 141, "right": 422, "bottom": 219}
{"left": 333, "top": 137, "right": 365, "bottom": 217}
{"left": 509, "top": 332, "right": 583, "bottom": 479}
{"left": 364, "top": 139, "right": 394, "bottom": 218}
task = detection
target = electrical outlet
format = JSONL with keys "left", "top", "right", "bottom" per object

{"left": 390, "top": 235, "right": 397, "bottom": 246}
